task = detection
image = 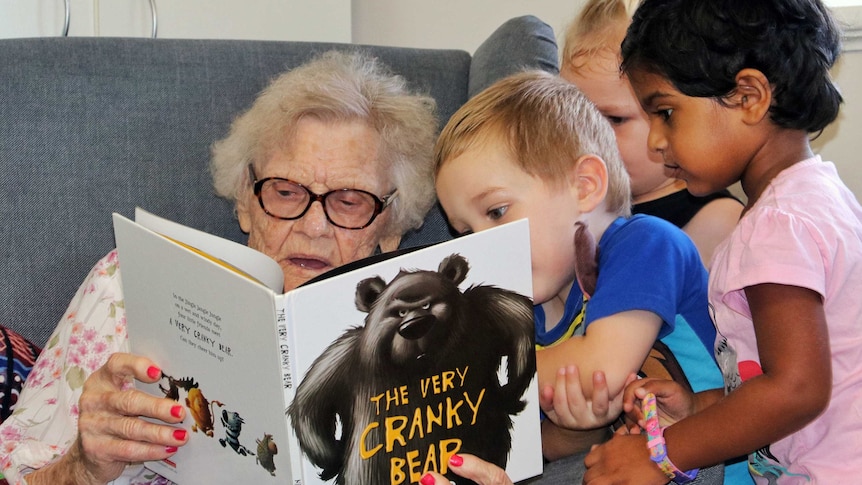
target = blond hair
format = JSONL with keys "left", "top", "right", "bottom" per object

{"left": 210, "top": 50, "right": 438, "bottom": 237}
{"left": 434, "top": 70, "right": 631, "bottom": 217}
{"left": 561, "top": 0, "right": 640, "bottom": 73}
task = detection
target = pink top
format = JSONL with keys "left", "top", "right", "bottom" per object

{"left": 709, "top": 157, "right": 862, "bottom": 483}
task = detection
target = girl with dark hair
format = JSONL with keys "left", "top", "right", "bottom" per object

{"left": 584, "top": 0, "right": 862, "bottom": 483}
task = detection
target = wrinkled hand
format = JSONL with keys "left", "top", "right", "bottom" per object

{"left": 540, "top": 365, "right": 636, "bottom": 430}
{"left": 420, "top": 454, "right": 513, "bottom": 485}
{"left": 582, "top": 426, "right": 668, "bottom": 485}
{"left": 622, "top": 378, "right": 695, "bottom": 428}
{"left": 51, "top": 353, "right": 189, "bottom": 485}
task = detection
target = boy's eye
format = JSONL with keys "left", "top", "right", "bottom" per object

{"left": 487, "top": 205, "right": 508, "bottom": 221}
{"left": 605, "top": 115, "right": 626, "bottom": 126}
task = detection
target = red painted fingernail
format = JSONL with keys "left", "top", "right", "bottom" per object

{"left": 173, "top": 429, "right": 187, "bottom": 441}
{"left": 171, "top": 405, "right": 183, "bottom": 418}
{"left": 147, "top": 366, "right": 161, "bottom": 380}
{"left": 449, "top": 454, "right": 464, "bottom": 467}
{"left": 420, "top": 473, "right": 435, "bottom": 485}
{"left": 165, "top": 446, "right": 178, "bottom": 453}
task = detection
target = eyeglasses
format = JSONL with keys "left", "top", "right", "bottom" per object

{"left": 248, "top": 164, "right": 397, "bottom": 230}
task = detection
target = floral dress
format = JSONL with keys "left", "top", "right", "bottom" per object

{"left": 0, "top": 251, "right": 173, "bottom": 485}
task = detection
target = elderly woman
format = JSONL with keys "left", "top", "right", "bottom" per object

{"left": 0, "top": 50, "right": 438, "bottom": 485}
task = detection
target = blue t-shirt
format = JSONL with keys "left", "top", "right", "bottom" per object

{"left": 535, "top": 215, "right": 715, "bottom": 357}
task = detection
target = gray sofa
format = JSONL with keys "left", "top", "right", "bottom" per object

{"left": 0, "top": 16, "right": 558, "bottom": 348}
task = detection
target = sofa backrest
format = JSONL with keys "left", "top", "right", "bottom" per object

{"left": 0, "top": 16, "right": 558, "bottom": 347}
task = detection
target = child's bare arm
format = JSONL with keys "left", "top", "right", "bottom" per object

{"left": 541, "top": 419, "right": 611, "bottom": 461}
{"left": 536, "top": 310, "right": 661, "bottom": 398}
{"left": 665, "top": 283, "right": 830, "bottom": 468}
{"left": 588, "top": 283, "right": 830, "bottom": 481}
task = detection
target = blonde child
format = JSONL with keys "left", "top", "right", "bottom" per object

{"left": 434, "top": 71, "right": 726, "bottom": 482}
{"left": 585, "top": 0, "right": 862, "bottom": 483}
{"left": 560, "top": 0, "right": 743, "bottom": 267}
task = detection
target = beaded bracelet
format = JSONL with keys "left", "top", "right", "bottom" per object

{"left": 642, "top": 392, "right": 699, "bottom": 484}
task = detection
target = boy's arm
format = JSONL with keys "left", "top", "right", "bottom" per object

{"left": 541, "top": 419, "right": 611, "bottom": 461}
{"left": 537, "top": 309, "right": 661, "bottom": 398}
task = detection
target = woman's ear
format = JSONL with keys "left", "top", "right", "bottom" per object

{"left": 236, "top": 191, "right": 253, "bottom": 234}
{"left": 570, "top": 154, "right": 609, "bottom": 214}
{"left": 734, "top": 68, "right": 772, "bottom": 125}
{"left": 378, "top": 233, "right": 402, "bottom": 253}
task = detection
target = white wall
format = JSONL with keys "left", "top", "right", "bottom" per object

{"left": 0, "top": 0, "right": 94, "bottom": 37}
{"left": 351, "top": 0, "right": 576, "bottom": 54}
{"left": 351, "top": 0, "right": 861, "bottom": 53}
{"left": 0, "top": 0, "right": 350, "bottom": 42}
{"left": 352, "top": 0, "right": 861, "bottom": 200}
{"left": 811, "top": 7, "right": 862, "bottom": 198}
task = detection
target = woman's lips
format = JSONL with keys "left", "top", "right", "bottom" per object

{"left": 289, "top": 257, "right": 330, "bottom": 271}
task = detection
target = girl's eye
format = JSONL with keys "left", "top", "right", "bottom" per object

{"left": 655, "top": 108, "right": 673, "bottom": 121}
{"left": 487, "top": 205, "right": 508, "bottom": 221}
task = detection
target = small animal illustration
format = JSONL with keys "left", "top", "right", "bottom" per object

{"left": 288, "top": 254, "right": 535, "bottom": 485}
{"left": 256, "top": 433, "right": 279, "bottom": 476}
{"left": 219, "top": 409, "right": 254, "bottom": 456}
{"left": 186, "top": 385, "right": 224, "bottom": 437}
{"left": 157, "top": 374, "right": 197, "bottom": 401}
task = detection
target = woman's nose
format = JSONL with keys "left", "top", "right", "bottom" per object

{"left": 293, "top": 200, "right": 331, "bottom": 236}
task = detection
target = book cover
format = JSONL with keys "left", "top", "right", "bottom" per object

{"left": 115, "top": 208, "right": 542, "bottom": 485}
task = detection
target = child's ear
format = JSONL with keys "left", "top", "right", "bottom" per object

{"left": 734, "top": 68, "right": 772, "bottom": 125}
{"left": 569, "top": 154, "right": 609, "bottom": 213}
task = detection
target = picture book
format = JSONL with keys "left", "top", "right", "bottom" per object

{"left": 114, "top": 208, "right": 543, "bottom": 485}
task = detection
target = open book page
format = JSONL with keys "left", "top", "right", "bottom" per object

{"left": 284, "top": 219, "right": 543, "bottom": 484}
{"left": 135, "top": 207, "right": 284, "bottom": 292}
{"left": 116, "top": 210, "right": 541, "bottom": 485}
{"left": 115, "top": 213, "right": 296, "bottom": 483}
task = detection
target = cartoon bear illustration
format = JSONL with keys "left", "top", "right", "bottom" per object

{"left": 288, "top": 254, "right": 535, "bottom": 484}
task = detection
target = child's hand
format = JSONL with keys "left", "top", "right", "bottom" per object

{"left": 539, "top": 365, "right": 636, "bottom": 430}
{"left": 583, "top": 428, "right": 668, "bottom": 485}
{"left": 622, "top": 378, "right": 695, "bottom": 428}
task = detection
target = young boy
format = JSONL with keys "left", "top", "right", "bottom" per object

{"left": 433, "top": 71, "right": 726, "bottom": 478}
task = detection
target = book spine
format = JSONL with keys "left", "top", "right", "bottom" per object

{"left": 277, "top": 300, "right": 305, "bottom": 485}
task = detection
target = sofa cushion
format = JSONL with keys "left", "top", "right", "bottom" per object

{"left": 469, "top": 15, "right": 559, "bottom": 98}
